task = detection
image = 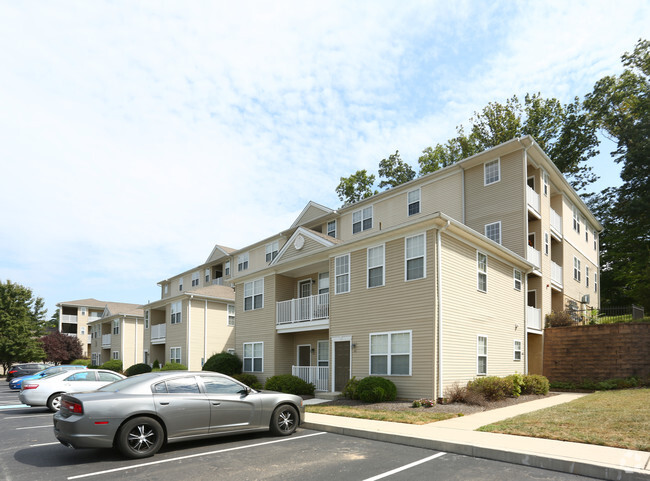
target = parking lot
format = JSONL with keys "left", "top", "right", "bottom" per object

{"left": 0, "top": 385, "right": 598, "bottom": 480}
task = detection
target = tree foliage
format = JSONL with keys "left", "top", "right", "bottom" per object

{"left": 40, "top": 330, "right": 83, "bottom": 364}
{"left": 585, "top": 39, "right": 650, "bottom": 309}
{"left": 335, "top": 169, "right": 377, "bottom": 205}
{"left": 377, "top": 150, "right": 415, "bottom": 189}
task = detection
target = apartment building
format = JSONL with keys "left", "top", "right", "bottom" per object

{"left": 87, "top": 302, "right": 144, "bottom": 367}
{"left": 143, "top": 246, "right": 237, "bottom": 370}
{"left": 227, "top": 136, "right": 601, "bottom": 399}
{"left": 57, "top": 298, "right": 118, "bottom": 357}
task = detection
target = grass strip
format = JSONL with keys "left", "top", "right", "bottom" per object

{"left": 305, "top": 405, "right": 462, "bottom": 424}
{"left": 477, "top": 389, "right": 650, "bottom": 451}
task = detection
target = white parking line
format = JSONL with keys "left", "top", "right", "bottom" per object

{"left": 362, "top": 452, "right": 446, "bottom": 481}
{"left": 16, "top": 425, "right": 51, "bottom": 430}
{"left": 31, "top": 442, "right": 60, "bottom": 447}
{"left": 5, "top": 414, "right": 52, "bottom": 420}
{"left": 68, "top": 432, "right": 328, "bottom": 480}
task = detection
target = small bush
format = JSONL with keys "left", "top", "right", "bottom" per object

{"left": 412, "top": 398, "right": 435, "bottom": 408}
{"left": 152, "top": 359, "right": 160, "bottom": 369}
{"left": 71, "top": 359, "right": 91, "bottom": 366}
{"left": 87, "top": 365, "right": 100, "bottom": 370}
{"left": 100, "top": 359, "right": 123, "bottom": 373}
{"left": 443, "top": 382, "right": 468, "bottom": 404}
{"left": 505, "top": 373, "right": 524, "bottom": 397}
{"left": 161, "top": 362, "right": 187, "bottom": 371}
{"left": 202, "top": 352, "right": 242, "bottom": 376}
{"left": 124, "top": 363, "right": 153, "bottom": 377}
{"left": 356, "top": 376, "right": 397, "bottom": 403}
{"left": 545, "top": 311, "right": 574, "bottom": 328}
{"left": 341, "top": 376, "right": 360, "bottom": 400}
{"left": 233, "top": 373, "right": 263, "bottom": 390}
{"left": 265, "top": 374, "right": 315, "bottom": 396}
{"left": 522, "top": 374, "right": 550, "bottom": 395}
{"left": 467, "top": 376, "right": 511, "bottom": 401}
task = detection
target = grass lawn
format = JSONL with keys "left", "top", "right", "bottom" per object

{"left": 478, "top": 389, "right": 650, "bottom": 451}
{"left": 305, "top": 405, "right": 462, "bottom": 424}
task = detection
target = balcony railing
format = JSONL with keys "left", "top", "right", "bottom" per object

{"left": 527, "top": 245, "right": 541, "bottom": 269}
{"left": 212, "top": 278, "right": 224, "bottom": 286}
{"left": 151, "top": 323, "right": 166, "bottom": 344}
{"left": 61, "top": 314, "right": 78, "bottom": 324}
{"left": 101, "top": 334, "right": 111, "bottom": 348}
{"left": 550, "top": 208, "right": 563, "bottom": 238}
{"left": 551, "top": 261, "right": 563, "bottom": 288}
{"left": 277, "top": 293, "right": 329, "bottom": 325}
{"left": 527, "top": 186, "right": 540, "bottom": 215}
{"left": 292, "top": 366, "right": 329, "bottom": 392}
{"left": 527, "top": 306, "right": 542, "bottom": 330}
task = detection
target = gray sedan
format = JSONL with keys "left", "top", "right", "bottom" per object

{"left": 53, "top": 371, "right": 305, "bottom": 459}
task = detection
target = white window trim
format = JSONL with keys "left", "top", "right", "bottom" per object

{"left": 369, "top": 330, "right": 412, "bottom": 376}
{"left": 112, "top": 351, "right": 119, "bottom": 360}
{"left": 243, "top": 341, "right": 263, "bottom": 373}
{"left": 171, "top": 301, "right": 182, "bottom": 324}
{"left": 205, "top": 268, "right": 210, "bottom": 283}
{"left": 513, "top": 269, "right": 522, "bottom": 291}
{"left": 224, "top": 261, "right": 231, "bottom": 276}
{"left": 477, "top": 335, "right": 488, "bottom": 375}
{"left": 514, "top": 340, "right": 522, "bottom": 361}
{"left": 544, "top": 231, "right": 549, "bottom": 256}
{"left": 484, "top": 221, "right": 501, "bottom": 244}
{"left": 334, "top": 254, "right": 350, "bottom": 294}
{"left": 573, "top": 256, "right": 581, "bottom": 282}
{"left": 170, "top": 347, "right": 181, "bottom": 364}
{"left": 367, "top": 244, "right": 385, "bottom": 289}
{"left": 191, "top": 271, "right": 200, "bottom": 287}
{"left": 586, "top": 266, "right": 590, "bottom": 287}
{"left": 243, "top": 278, "right": 264, "bottom": 311}
{"left": 405, "top": 233, "right": 426, "bottom": 281}
{"left": 178, "top": 277, "right": 183, "bottom": 291}
{"left": 327, "top": 220, "right": 337, "bottom": 238}
{"left": 238, "top": 252, "right": 249, "bottom": 272}
{"left": 144, "top": 310, "right": 150, "bottom": 329}
{"left": 542, "top": 170, "right": 549, "bottom": 196}
{"left": 265, "top": 241, "right": 279, "bottom": 263}
{"left": 227, "top": 304, "right": 235, "bottom": 326}
{"left": 407, "top": 188, "right": 421, "bottom": 216}
{"left": 352, "top": 206, "right": 373, "bottom": 234}
{"left": 572, "top": 205, "right": 581, "bottom": 234}
{"left": 477, "top": 251, "right": 488, "bottom": 293}
{"left": 484, "top": 159, "right": 500, "bottom": 186}
{"left": 112, "top": 319, "right": 119, "bottom": 335}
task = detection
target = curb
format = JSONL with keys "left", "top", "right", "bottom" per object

{"left": 303, "top": 421, "right": 649, "bottom": 481}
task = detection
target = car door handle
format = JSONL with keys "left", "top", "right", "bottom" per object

{"left": 212, "top": 402, "right": 220, "bottom": 406}
{"left": 159, "top": 402, "right": 170, "bottom": 405}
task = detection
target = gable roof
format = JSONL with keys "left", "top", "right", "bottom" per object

{"left": 205, "top": 244, "right": 237, "bottom": 264}
{"left": 290, "top": 201, "right": 336, "bottom": 229}
{"left": 185, "top": 284, "right": 235, "bottom": 301}
{"left": 270, "top": 226, "right": 339, "bottom": 267}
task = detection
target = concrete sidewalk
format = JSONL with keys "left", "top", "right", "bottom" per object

{"left": 303, "top": 393, "right": 650, "bottom": 481}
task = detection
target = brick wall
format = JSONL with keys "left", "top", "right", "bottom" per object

{"left": 543, "top": 323, "right": 650, "bottom": 382}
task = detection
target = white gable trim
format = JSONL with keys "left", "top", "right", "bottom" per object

{"left": 271, "top": 227, "right": 336, "bottom": 266}
{"left": 290, "top": 201, "right": 336, "bottom": 229}
{"left": 205, "top": 244, "right": 231, "bottom": 264}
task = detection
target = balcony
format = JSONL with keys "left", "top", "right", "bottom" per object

{"left": 527, "top": 306, "right": 542, "bottom": 330}
{"left": 212, "top": 277, "right": 224, "bottom": 286}
{"left": 151, "top": 323, "right": 166, "bottom": 344}
{"left": 550, "top": 208, "right": 563, "bottom": 239}
{"left": 292, "top": 365, "right": 329, "bottom": 392}
{"left": 61, "top": 314, "right": 78, "bottom": 324}
{"left": 101, "top": 334, "right": 111, "bottom": 348}
{"left": 527, "top": 245, "right": 541, "bottom": 270}
{"left": 551, "top": 261, "right": 563, "bottom": 289}
{"left": 527, "top": 186, "right": 540, "bottom": 218}
{"left": 277, "top": 293, "right": 329, "bottom": 333}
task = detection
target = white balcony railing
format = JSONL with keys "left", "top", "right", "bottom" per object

{"left": 61, "top": 314, "right": 78, "bottom": 324}
{"left": 527, "top": 245, "right": 541, "bottom": 269}
{"left": 212, "top": 277, "right": 224, "bottom": 286}
{"left": 527, "top": 306, "right": 542, "bottom": 330}
{"left": 550, "top": 208, "right": 563, "bottom": 237}
{"left": 277, "top": 293, "right": 329, "bottom": 325}
{"left": 151, "top": 323, "right": 166, "bottom": 343}
{"left": 101, "top": 334, "right": 111, "bottom": 348}
{"left": 292, "top": 366, "right": 329, "bottom": 392}
{"left": 551, "top": 261, "right": 563, "bottom": 287}
{"left": 527, "top": 186, "right": 540, "bottom": 214}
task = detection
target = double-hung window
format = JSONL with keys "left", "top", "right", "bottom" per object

{"left": 367, "top": 245, "right": 385, "bottom": 288}
{"left": 335, "top": 254, "right": 350, "bottom": 294}
{"left": 205, "top": 268, "right": 210, "bottom": 283}
{"left": 191, "top": 271, "right": 200, "bottom": 287}
{"left": 224, "top": 261, "right": 230, "bottom": 276}
{"left": 327, "top": 220, "right": 337, "bottom": 238}
{"left": 593, "top": 233, "right": 597, "bottom": 251}
{"left": 243, "top": 342, "right": 263, "bottom": 372}
{"left": 112, "top": 351, "right": 119, "bottom": 360}
{"left": 244, "top": 279, "right": 264, "bottom": 311}
{"left": 484, "top": 159, "right": 500, "bottom": 185}
{"left": 171, "top": 301, "right": 182, "bottom": 324}
{"left": 178, "top": 278, "right": 183, "bottom": 291}
{"left": 477, "top": 336, "right": 488, "bottom": 375}
{"left": 112, "top": 319, "right": 119, "bottom": 335}
{"left": 573, "top": 257, "right": 581, "bottom": 282}
{"left": 544, "top": 232, "right": 549, "bottom": 256}
{"left": 513, "top": 340, "right": 522, "bottom": 361}
{"left": 170, "top": 347, "right": 181, "bottom": 364}
{"left": 594, "top": 272, "right": 598, "bottom": 293}
{"left": 514, "top": 269, "right": 522, "bottom": 291}
{"left": 352, "top": 206, "right": 373, "bottom": 234}
{"left": 405, "top": 234, "right": 425, "bottom": 280}
{"left": 265, "top": 241, "right": 279, "bottom": 262}
{"left": 572, "top": 206, "right": 581, "bottom": 234}
{"left": 144, "top": 310, "right": 149, "bottom": 329}
{"left": 542, "top": 170, "right": 549, "bottom": 196}
{"left": 484, "top": 221, "right": 501, "bottom": 244}
{"left": 238, "top": 253, "right": 249, "bottom": 272}
{"left": 407, "top": 189, "right": 420, "bottom": 216}
{"left": 370, "top": 331, "right": 411, "bottom": 376}
{"left": 586, "top": 266, "right": 590, "bottom": 287}
{"left": 227, "top": 304, "right": 235, "bottom": 326}
{"left": 477, "top": 252, "right": 488, "bottom": 292}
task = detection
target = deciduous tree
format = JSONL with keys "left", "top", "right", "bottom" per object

{"left": 40, "top": 330, "right": 83, "bottom": 364}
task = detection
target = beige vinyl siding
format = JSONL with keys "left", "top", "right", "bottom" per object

{"left": 420, "top": 172, "right": 464, "bottom": 221}
{"left": 464, "top": 151, "right": 526, "bottom": 257}
{"left": 330, "top": 230, "right": 437, "bottom": 399}
{"left": 186, "top": 300, "right": 235, "bottom": 370}
{"left": 121, "top": 317, "right": 144, "bottom": 370}
{"left": 280, "top": 236, "right": 326, "bottom": 263}
{"left": 563, "top": 243, "right": 598, "bottom": 308}
{"left": 299, "top": 205, "right": 328, "bottom": 225}
{"left": 440, "top": 235, "right": 525, "bottom": 391}
{"left": 166, "top": 300, "right": 187, "bottom": 365}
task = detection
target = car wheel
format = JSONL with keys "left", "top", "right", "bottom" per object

{"left": 269, "top": 404, "right": 298, "bottom": 436}
{"left": 116, "top": 417, "right": 164, "bottom": 459}
{"left": 47, "top": 393, "right": 63, "bottom": 412}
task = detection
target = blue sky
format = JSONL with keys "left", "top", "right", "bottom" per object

{"left": 1, "top": 1, "right": 648, "bottom": 319}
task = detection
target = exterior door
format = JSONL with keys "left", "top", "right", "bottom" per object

{"left": 298, "top": 345, "right": 311, "bottom": 367}
{"left": 334, "top": 341, "right": 350, "bottom": 392}
{"left": 299, "top": 280, "right": 312, "bottom": 298}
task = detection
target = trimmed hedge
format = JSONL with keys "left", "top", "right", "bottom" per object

{"left": 522, "top": 374, "right": 550, "bottom": 395}
{"left": 202, "top": 352, "right": 242, "bottom": 376}
{"left": 124, "top": 363, "right": 153, "bottom": 377}
{"left": 100, "top": 359, "right": 123, "bottom": 373}
{"left": 233, "top": 373, "right": 263, "bottom": 390}
{"left": 356, "top": 376, "right": 397, "bottom": 403}
{"left": 342, "top": 376, "right": 360, "bottom": 400}
{"left": 161, "top": 362, "right": 188, "bottom": 371}
{"left": 71, "top": 359, "right": 91, "bottom": 366}
{"left": 264, "top": 374, "right": 315, "bottom": 396}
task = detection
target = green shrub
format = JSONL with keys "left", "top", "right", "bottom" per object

{"left": 264, "top": 374, "right": 315, "bottom": 396}
{"left": 341, "top": 376, "right": 360, "bottom": 400}
{"left": 161, "top": 362, "right": 187, "bottom": 371}
{"left": 521, "top": 374, "right": 550, "bottom": 395}
{"left": 87, "top": 365, "right": 100, "bottom": 370}
{"left": 202, "top": 352, "right": 242, "bottom": 376}
{"left": 124, "top": 363, "right": 153, "bottom": 377}
{"left": 71, "top": 359, "right": 91, "bottom": 366}
{"left": 545, "top": 310, "right": 574, "bottom": 328}
{"left": 467, "top": 376, "right": 511, "bottom": 401}
{"left": 412, "top": 398, "right": 435, "bottom": 408}
{"left": 100, "top": 359, "right": 123, "bottom": 373}
{"left": 233, "top": 373, "right": 263, "bottom": 390}
{"left": 356, "top": 376, "right": 397, "bottom": 403}
{"left": 505, "top": 373, "right": 524, "bottom": 397}
{"left": 152, "top": 359, "right": 160, "bottom": 369}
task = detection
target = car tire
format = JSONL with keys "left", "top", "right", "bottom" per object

{"left": 47, "top": 393, "right": 64, "bottom": 412}
{"left": 269, "top": 404, "right": 298, "bottom": 436}
{"left": 116, "top": 417, "right": 164, "bottom": 459}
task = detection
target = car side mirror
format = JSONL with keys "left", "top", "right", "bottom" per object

{"left": 239, "top": 387, "right": 251, "bottom": 396}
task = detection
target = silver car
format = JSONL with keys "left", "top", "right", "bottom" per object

{"left": 19, "top": 369, "right": 125, "bottom": 412}
{"left": 53, "top": 371, "right": 305, "bottom": 458}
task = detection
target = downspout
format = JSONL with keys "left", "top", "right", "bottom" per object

{"left": 120, "top": 316, "right": 125, "bottom": 364}
{"left": 204, "top": 299, "right": 208, "bottom": 367}
{"left": 134, "top": 316, "right": 138, "bottom": 366}
{"left": 437, "top": 219, "right": 451, "bottom": 400}
{"left": 519, "top": 137, "right": 533, "bottom": 376}
{"left": 524, "top": 275, "right": 528, "bottom": 375}
{"left": 187, "top": 295, "right": 192, "bottom": 369}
